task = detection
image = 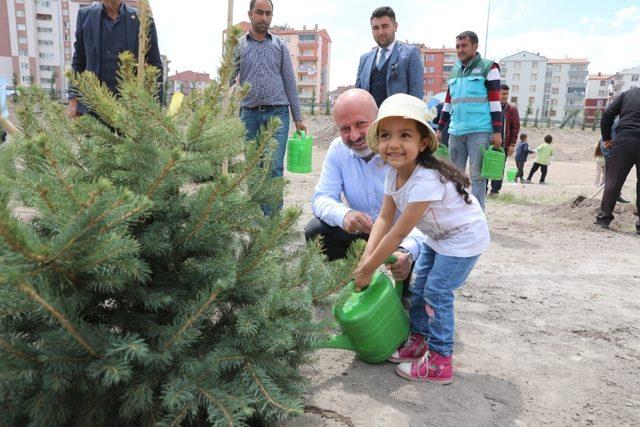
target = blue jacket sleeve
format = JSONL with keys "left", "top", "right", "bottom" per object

{"left": 407, "top": 46, "right": 424, "bottom": 100}
{"left": 69, "top": 8, "right": 87, "bottom": 99}
{"left": 355, "top": 54, "right": 365, "bottom": 89}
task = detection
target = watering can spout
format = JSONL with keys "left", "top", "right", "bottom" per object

{"left": 320, "top": 334, "right": 356, "bottom": 352}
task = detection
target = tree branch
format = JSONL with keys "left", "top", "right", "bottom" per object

{"left": 18, "top": 281, "right": 99, "bottom": 358}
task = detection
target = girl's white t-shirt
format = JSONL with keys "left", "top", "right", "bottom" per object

{"left": 384, "top": 165, "right": 490, "bottom": 257}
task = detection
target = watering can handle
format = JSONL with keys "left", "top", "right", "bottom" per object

{"left": 353, "top": 255, "right": 398, "bottom": 293}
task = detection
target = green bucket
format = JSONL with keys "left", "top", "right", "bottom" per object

{"left": 434, "top": 143, "right": 449, "bottom": 160}
{"left": 480, "top": 146, "right": 506, "bottom": 180}
{"left": 286, "top": 131, "right": 313, "bottom": 173}
{"left": 506, "top": 168, "right": 517, "bottom": 182}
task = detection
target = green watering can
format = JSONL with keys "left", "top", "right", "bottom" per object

{"left": 506, "top": 168, "right": 517, "bottom": 182}
{"left": 480, "top": 146, "right": 506, "bottom": 180}
{"left": 286, "top": 130, "right": 313, "bottom": 173}
{"left": 434, "top": 143, "right": 449, "bottom": 160}
{"left": 319, "top": 256, "right": 409, "bottom": 364}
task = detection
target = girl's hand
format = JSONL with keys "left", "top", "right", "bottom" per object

{"left": 353, "top": 267, "right": 373, "bottom": 290}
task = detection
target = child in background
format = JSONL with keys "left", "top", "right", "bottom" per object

{"left": 353, "top": 94, "right": 490, "bottom": 384}
{"left": 514, "top": 133, "right": 534, "bottom": 183}
{"left": 594, "top": 141, "right": 605, "bottom": 187}
{"left": 526, "top": 135, "right": 555, "bottom": 184}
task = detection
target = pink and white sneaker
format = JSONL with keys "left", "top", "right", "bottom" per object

{"left": 387, "top": 333, "right": 428, "bottom": 363}
{"left": 395, "top": 351, "right": 453, "bottom": 384}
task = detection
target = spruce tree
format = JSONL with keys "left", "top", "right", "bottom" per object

{"left": 0, "top": 7, "right": 357, "bottom": 426}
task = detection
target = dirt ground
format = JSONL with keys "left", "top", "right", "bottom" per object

{"left": 281, "top": 116, "right": 640, "bottom": 427}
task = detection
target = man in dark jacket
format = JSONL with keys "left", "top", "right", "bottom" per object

{"left": 595, "top": 87, "right": 640, "bottom": 233}
{"left": 68, "top": 0, "right": 163, "bottom": 118}
{"left": 490, "top": 84, "right": 520, "bottom": 195}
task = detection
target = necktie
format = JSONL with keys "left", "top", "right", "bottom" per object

{"left": 377, "top": 48, "right": 388, "bottom": 70}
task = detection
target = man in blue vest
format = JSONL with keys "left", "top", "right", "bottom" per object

{"left": 355, "top": 6, "right": 424, "bottom": 107}
{"left": 438, "top": 31, "right": 502, "bottom": 210}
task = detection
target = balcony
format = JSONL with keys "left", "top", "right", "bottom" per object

{"left": 298, "top": 41, "right": 319, "bottom": 50}
{"left": 568, "top": 70, "right": 588, "bottom": 78}
{"left": 298, "top": 80, "right": 317, "bottom": 87}
{"left": 298, "top": 54, "right": 318, "bottom": 61}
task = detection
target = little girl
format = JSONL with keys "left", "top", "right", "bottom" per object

{"left": 354, "top": 94, "right": 490, "bottom": 384}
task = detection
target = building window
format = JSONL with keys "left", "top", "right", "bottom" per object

{"left": 36, "top": 13, "right": 52, "bottom": 20}
{"left": 553, "top": 64, "right": 561, "bottom": 72}
{"left": 428, "top": 66, "right": 435, "bottom": 73}
{"left": 18, "top": 37, "right": 28, "bottom": 44}
{"left": 16, "top": 0, "right": 24, "bottom": 3}
{"left": 598, "top": 90, "right": 605, "bottom": 97}
{"left": 39, "top": 52, "right": 54, "bottom": 59}
{"left": 20, "top": 62, "right": 29, "bottom": 70}
{"left": 600, "top": 80, "right": 607, "bottom": 86}
{"left": 530, "top": 85, "right": 536, "bottom": 92}
{"left": 551, "top": 99, "right": 558, "bottom": 106}
{"left": 298, "top": 34, "right": 316, "bottom": 42}
{"left": 63, "top": 9, "right": 69, "bottom": 15}
{"left": 442, "top": 65, "right": 453, "bottom": 73}
{"left": 514, "top": 61, "right": 521, "bottom": 69}
{"left": 40, "top": 65, "right": 56, "bottom": 71}
{"left": 532, "top": 62, "right": 538, "bottom": 69}
{"left": 513, "top": 73, "right": 520, "bottom": 81}
{"left": 597, "top": 100, "right": 604, "bottom": 107}
{"left": 40, "top": 78, "right": 56, "bottom": 84}
{"left": 511, "top": 96, "right": 518, "bottom": 103}
{"left": 37, "top": 26, "right": 53, "bottom": 33}
{"left": 553, "top": 76, "right": 561, "bottom": 83}
{"left": 16, "top": 10, "right": 25, "bottom": 17}
{"left": 531, "top": 73, "right": 537, "bottom": 80}
{"left": 632, "top": 75, "right": 639, "bottom": 82}
{"left": 17, "top": 24, "right": 26, "bottom": 31}
{"left": 528, "top": 96, "right": 535, "bottom": 104}
{"left": 38, "top": 40, "right": 54, "bottom": 46}
{"left": 512, "top": 85, "right": 519, "bottom": 92}
{"left": 551, "top": 87, "right": 559, "bottom": 94}
{"left": 19, "top": 49, "right": 28, "bottom": 56}
{"left": 21, "top": 75, "right": 32, "bottom": 83}
{"left": 549, "top": 110, "right": 556, "bottom": 117}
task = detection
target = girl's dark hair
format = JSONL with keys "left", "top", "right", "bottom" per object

{"left": 544, "top": 134, "right": 553, "bottom": 143}
{"left": 416, "top": 123, "right": 473, "bottom": 204}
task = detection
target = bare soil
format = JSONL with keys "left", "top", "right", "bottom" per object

{"left": 281, "top": 117, "right": 640, "bottom": 427}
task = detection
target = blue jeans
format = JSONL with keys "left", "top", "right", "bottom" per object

{"left": 240, "top": 106, "right": 290, "bottom": 215}
{"left": 449, "top": 132, "right": 491, "bottom": 210}
{"left": 410, "top": 244, "right": 480, "bottom": 357}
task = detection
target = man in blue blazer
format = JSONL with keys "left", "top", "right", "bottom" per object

{"left": 355, "top": 6, "right": 424, "bottom": 107}
{"left": 68, "top": 0, "right": 163, "bottom": 117}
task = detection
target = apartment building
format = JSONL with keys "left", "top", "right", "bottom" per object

{"left": 227, "top": 22, "right": 331, "bottom": 105}
{"left": 419, "top": 46, "right": 456, "bottom": 99}
{"left": 584, "top": 72, "right": 611, "bottom": 126}
{"left": 499, "top": 51, "right": 547, "bottom": 119}
{"left": 500, "top": 51, "right": 589, "bottom": 122}
{"left": 610, "top": 67, "right": 640, "bottom": 96}
{"left": 544, "top": 58, "right": 589, "bottom": 121}
{"left": 168, "top": 70, "right": 211, "bottom": 96}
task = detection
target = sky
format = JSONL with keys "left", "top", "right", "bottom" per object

{"left": 150, "top": 0, "right": 639, "bottom": 90}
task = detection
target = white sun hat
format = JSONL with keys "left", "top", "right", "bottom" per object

{"left": 366, "top": 93, "right": 438, "bottom": 154}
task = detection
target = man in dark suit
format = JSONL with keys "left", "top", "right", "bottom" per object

{"left": 355, "top": 6, "right": 424, "bottom": 107}
{"left": 68, "top": 0, "right": 163, "bottom": 118}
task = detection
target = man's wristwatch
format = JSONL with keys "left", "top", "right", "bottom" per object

{"left": 396, "top": 247, "right": 413, "bottom": 264}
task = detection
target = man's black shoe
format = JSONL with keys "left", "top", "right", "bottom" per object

{"left": 594, "top": 218, "right": 611, "bottom": 229}
{"left": 636, "top": 221, "right": 640, "bottom": 235}
{"left": 617, "top": 195, "right": 630, "bottom": 204}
